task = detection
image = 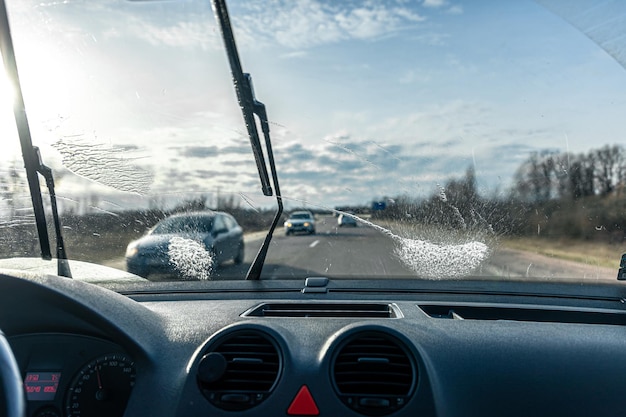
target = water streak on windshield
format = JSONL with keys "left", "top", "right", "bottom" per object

{"left": 53, "top": 137, "right": 153, "bottom": 195}
{"left": 344, "top": 213, "right": 489, "bottom": 278}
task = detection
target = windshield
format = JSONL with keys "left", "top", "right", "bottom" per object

{"left": 2, "top": 0, "right": 626, "bottom": 284}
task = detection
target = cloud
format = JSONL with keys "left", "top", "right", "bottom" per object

{"left": 413, "top": 32, "right": 451, "bottom": 46}
{"left": 447, "top": 5, "right": 463, "bottom": 15}
{"left": 280, "top": 51, "right": 309, "bottom": 59}
{"left": 195, "top": 169, "right": 241, "bottom": 178}
{"left": 91, "top": 2, "right": 222, "bottom": 51}
{"left": 399, "top": 69, "right": 432, "bottom": 84}
{"left": 268, "top": 131, "right": 470, "bottom": 207}
{"left": 422, "top": 0, "right": 447, "bottom": 8}
{"left": 220, "top": 145, "right": 257, "bottom": 155}
{"left": 92, "top": 97, "right": 554, "bottom": 208}
{"left": 178, "top": 146, "right": 219, "bottom": 158}
{"left": 420, "top": 0, "right": 463, "bottom": 15}
{"left": 124, "top": 19, "right": 220, "bottom": 51}
{"left": 232, "top": 0, "right": 426, "bottom": 49}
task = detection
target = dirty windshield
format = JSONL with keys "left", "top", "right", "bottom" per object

{"left": 1, "top": 0, "right": 626, "bottom": 283}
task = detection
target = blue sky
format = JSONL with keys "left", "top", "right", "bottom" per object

{"left": 3, "top": 0, "right": 626, "bottom": 212}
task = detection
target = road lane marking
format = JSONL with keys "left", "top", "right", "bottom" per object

{"left": 309, "top": 240, "right": 320, "bottom": 248}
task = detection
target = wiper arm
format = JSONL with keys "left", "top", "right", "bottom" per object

{"left": 212, "top": 0, "right": 272, "bottom": 197}
{"left": 211, "top": 0, "right": 283, "bottom": 280}
{"left": 244, "top": 74, "right": 283, "bottom": 280}
{"left": 34, "top": 148, "right": 72, "bottom": 278}
{"left": 0, "top": 0, "right": 71, "bottom": 278}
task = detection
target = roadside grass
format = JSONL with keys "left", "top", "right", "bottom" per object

{"left": 63, "top": 228, "right": 143, "bottom": 263}
{"left": 370, "top": 217, "right": 625, "bottom": 270}
{"left": 499, "top": 237, "right": 626, "bottom": 269}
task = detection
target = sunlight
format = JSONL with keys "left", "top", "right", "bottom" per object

{"left": 0, "top": 59, "right": 21, "bottom": 161}
{"left": 0, "top": 38, "right": 75, "bottom": 162}
{"left": 0, "top": 62, "right": 15, "bottom": 116}
{"left": 0, "top": 65, "right": 15, "bottom": 103}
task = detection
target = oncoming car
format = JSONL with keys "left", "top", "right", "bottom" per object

{"left": 125, "top": 212, "right": 244, "bottom": 279}
{"left": 4, "top": 1, "right": 626, "bottom": 417}
{"left": 284, "top": 211, "right": 316, "bottom": 235}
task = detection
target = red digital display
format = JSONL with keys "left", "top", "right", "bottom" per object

{"left": 24, "top": 372, "right": 61, "bottom": 401}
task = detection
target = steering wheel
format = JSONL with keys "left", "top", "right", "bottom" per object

{"left": 0, "top": 331, "right": 24, "bottom": 417}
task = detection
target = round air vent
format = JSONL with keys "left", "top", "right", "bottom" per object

{"left": 332, "top": 332, "right": 417, "bottom": 416}
{"left": 197, "top": 330, "right": 282, "bottom": 411}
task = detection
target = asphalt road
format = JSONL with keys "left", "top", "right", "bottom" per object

{"left": 213, "top": 216, "right": 415, "bottom": 280}
{"left": 214, "top": 215, "right": 616, "bottom": 281}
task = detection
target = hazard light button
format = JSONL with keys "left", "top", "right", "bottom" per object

{"left": 287, "top": 385, "right": 320, "bottom": 415}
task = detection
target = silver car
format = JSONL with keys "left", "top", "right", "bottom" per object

{"left": 126, "top": 211, "right": 244, "bottom": 279}
{"left": 284, "top": 211, "right": 316, "bottom": 235}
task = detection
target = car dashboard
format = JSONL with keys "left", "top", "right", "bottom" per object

{"left": 2, "top": 272, "right": 626, "bottom": 417}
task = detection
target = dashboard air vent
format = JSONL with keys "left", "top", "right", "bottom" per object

{"left": 243, "top": 303, "right": 402, "bottom": 318}
{"left": 332, "top": 332, "right": 416, "bottom": 416}
{"left": 419, "top": 303, "right": 626, "bottom": 325}
{"left": 197, "top": 330, "right": 281, "bottom": 411}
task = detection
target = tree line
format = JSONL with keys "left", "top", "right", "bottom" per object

{"left": 512, "top": 145, "right": 626, "bottom": 202}
{"left": 375, "top": 144, "right": 626, "bottom": 243}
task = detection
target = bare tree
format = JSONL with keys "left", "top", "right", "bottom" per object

{"left": 594, "top": 145, "right": 623, "bottom": 196}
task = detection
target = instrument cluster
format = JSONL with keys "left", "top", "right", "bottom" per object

{"left": 9, "top": 333, "right": 135, "bottom": 417}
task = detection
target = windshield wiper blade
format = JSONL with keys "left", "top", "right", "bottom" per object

{"left": 244, "top": 73, "right": 284, "bottom": 280}
{"left": 34, "top": 148, "right": 72, "bottom": 278}
{"left": 0, "top": 0, "right": 71, "bottom": 278}
{"left": 211, "top": 0, "right": 283, "bottom": 280}
{"left": 212, "top": 0, "right": 272, "bottom": 197}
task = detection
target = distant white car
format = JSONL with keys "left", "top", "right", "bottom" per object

{"left": 338, "top": 213, "right": 357, "bottom": 227}
{"left": 284, "top": 211, "right": 316, "bottom": 235}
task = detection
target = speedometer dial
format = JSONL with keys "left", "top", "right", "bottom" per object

{"left": 65, "top": 353, "right": 136, "bottom": 417}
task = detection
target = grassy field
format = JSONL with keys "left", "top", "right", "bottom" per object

{"left": 499, "top": 237, "right": 626, "bottom": 269}
{"left": 370, "top": 217, "right": 626, "bottom": 270}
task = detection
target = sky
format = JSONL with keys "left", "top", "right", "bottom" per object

{"left": 3, "top": 0, "right": 626, "bottom": 214}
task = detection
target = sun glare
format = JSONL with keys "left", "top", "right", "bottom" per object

{"left": 0, "top": 61, "right": 15, "bottom": 102}
{"left": 0, "top": 61, "right": 21, "bottom": 160}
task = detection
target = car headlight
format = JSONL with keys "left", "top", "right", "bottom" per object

{"left": 304, "top": 222, "right": 310, "bottom": 227}
{"left": 285, "top": 222, "right": 292, "bottom": 227}
{"left": 125, "top": 242, "right": 138, "bottom": 258}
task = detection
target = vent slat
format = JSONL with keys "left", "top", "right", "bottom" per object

{"left": 332, "top": 333, "right": 416, "bottom": 416}
{"left": 338, "top": 352, "right": 409, "bottom": 359}
{"left": 198, "top": 331, "right": 281, "bottom": 412}
{"left": 335, "top": 372, "right": 413, "bottom": 380}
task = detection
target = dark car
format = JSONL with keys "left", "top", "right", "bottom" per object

{"left": 125, "top": 211, "right": 244, "bottom": 279}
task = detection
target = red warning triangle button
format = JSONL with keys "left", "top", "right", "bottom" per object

{"left": 287, "top": 385, "right": 320, "bottom": 415}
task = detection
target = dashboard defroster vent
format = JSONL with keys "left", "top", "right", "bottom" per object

{"left": 197, "top": 330, "right": 281, "bottom": 411}
{"left": 243, "top": 303, "right": 402, "bottom": 318}
{"left": 332, "top": 332, "right": 416, "bottom": 416}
